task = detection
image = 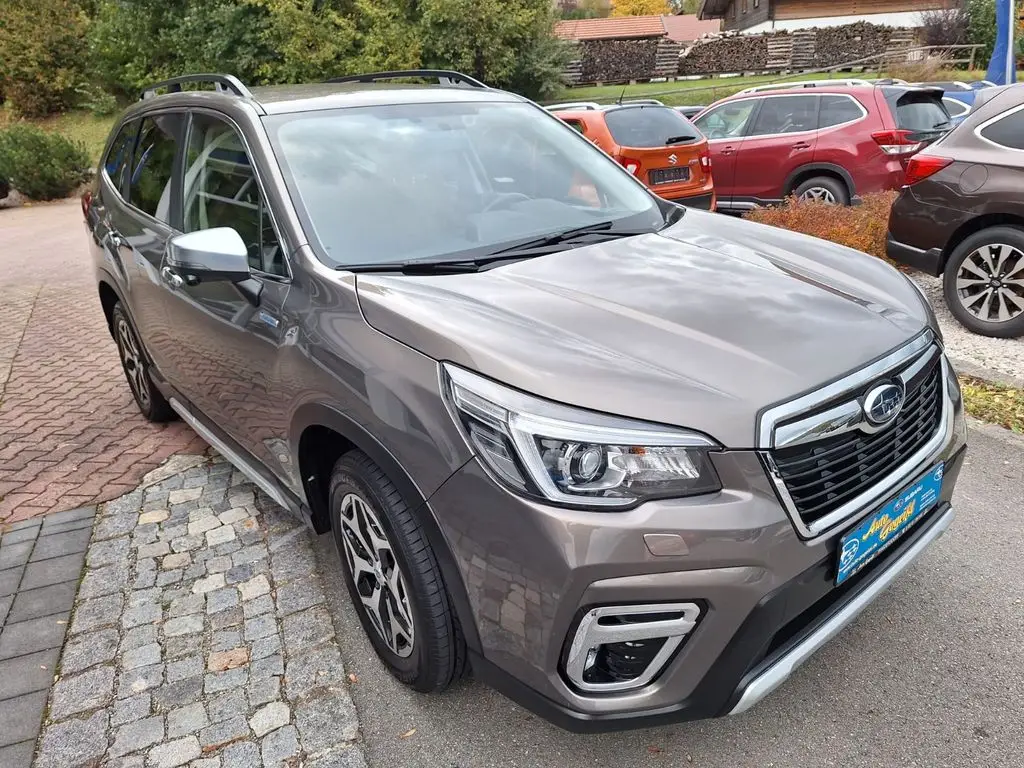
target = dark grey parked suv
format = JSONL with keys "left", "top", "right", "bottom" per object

{"left": 86, "top": 71, "right": 967, "bottom": 731}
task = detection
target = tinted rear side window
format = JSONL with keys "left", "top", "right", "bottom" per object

{"left": 604, "top": 106, "right": 699, "bottom": 147}
{"left": 749, "top": 95, "right": 818, "bottom": 135}
{"left": 978, "top": 107, "right": 1024, "bottom": 150}
{"left": 129, "top": 114, "right": 185, "bottom": 222}
{"left": 818, "top": 95, "right": 864, "bottom": 128}
{"left": 103, "top": 120, "right": 138, "bottom": 193}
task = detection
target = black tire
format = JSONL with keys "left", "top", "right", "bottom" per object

{"left": 111, "top": 302, "right": 175, "bottom": 422}
{"left": 793, "top": 176, "right": 850, "bottom": 206}
{"left": 329, "top": 452, "right": 466, "bottom": 692}
{"left": 942, "top": 226, "right": 1024, "bottom": 338}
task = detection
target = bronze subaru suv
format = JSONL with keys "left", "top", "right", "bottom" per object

{"left": 85, "top": 70, "right": 967, "bottom": 731}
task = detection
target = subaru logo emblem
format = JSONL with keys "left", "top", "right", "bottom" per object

{"left": 863, "top": 383, "right": 904, "bottom": 426}
{"left": 667, "top": 154, "right": 678, "bottom": 165}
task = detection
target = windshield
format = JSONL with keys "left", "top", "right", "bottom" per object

{"left": 604, "top": 106, "right": 699, "bottom": 147}
{"left": 264, "top": 102, "right": 663, "bottom": 268}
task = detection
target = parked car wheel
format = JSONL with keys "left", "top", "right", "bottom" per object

{"left": 794, "top": 176, "right": 849, "bottom": 205}
{"left": 111, "top": 302, "right": 175, "bottom": 421}
{"left": 943, "top": 226, "right": 1024, "bottom": 338}
{"left": 329, "top": 452, "right": 466, "bottom": 692}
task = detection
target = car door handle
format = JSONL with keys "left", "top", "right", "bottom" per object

{"left": 720, "top": 146, "right": 736, "bottom": 155}
{"left": 161, "top": 266, "right": 184, "bottom": 289}
{"left": 792, "top": 142, "right": 811, "bottom": 150}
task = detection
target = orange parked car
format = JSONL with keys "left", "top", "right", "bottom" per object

{"left": 549, "top": 100, "right": 716, "bottom": 210}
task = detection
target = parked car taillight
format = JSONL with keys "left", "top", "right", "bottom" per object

{"left": 903, "top": 155, "right": 953, "bottom": 186}
{"left": 871, "top": 130, "right": 923, "bottom": 156}
{"left": 698, "top": 149, "right": 712, "bottom": 172}
{"left": 81, "top": 190, "right": 92, "bottom": 219}
{"left": 618, "top": 158, "right": 640, "bottom": 175}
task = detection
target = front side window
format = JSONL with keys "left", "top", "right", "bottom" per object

{"left": 978, "top": 106, "right": 1024, "bottom": 149}
{"left": 129, "top": 114, "right": 185, "bottom": 222}
{"left": 604, "top": 106, "right": 699, "bottom": 148}
{"left": 692, "top": 99, "right": 758, "bottom": 139}
{"left": 265, "top": 102, "right": 662, "bottom": 268}
{"left": 748, "top": 95, "right": 818, "bottom": 136}
{"left": 818, "top": 95, "right": 865, "bottom": 128}
{"left": 183, "top": 114, "right": 285, "bottom": 277}
{"left": 103, "top": 119, "right": 139, "bottom": 193}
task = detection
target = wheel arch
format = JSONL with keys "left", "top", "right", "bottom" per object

{"left": 98, "top": 278, "right": 123, "bottom": 336}
{"left": 783, "top": 163, "right": 855, "bottom": 199}
{"left": 941, "top": 214, "right": 1024, "bottom": 270}
{"left": 290, "top": 402, "right": 483, "bottom": 653}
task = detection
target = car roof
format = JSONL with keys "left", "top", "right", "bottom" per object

{"left": 125, "top": 72, "right": 527, "bottom": 120}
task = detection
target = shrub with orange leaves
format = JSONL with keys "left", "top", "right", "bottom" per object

{"left": 744, "top": 191, "right": 899, "bottom": 264}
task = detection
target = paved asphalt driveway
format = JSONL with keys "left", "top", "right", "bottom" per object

{"left": 316, "top": 423, "right": 1024, "bottom": 768}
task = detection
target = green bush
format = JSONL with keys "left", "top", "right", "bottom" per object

{"left": 0, "top": 0, "right": 90, "bottom": 117}
{"left": 967, "top": 0, "right": 997, "bottom": 65}
{"left": 0, "top": 124, "right": 91, "bottom": 200}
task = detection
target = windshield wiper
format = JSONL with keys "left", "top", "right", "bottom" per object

{"left": 665, "top": 135, "right": 697, "bottom": 145}
{"left": 486, "top": 220, "right": 650, "bottom": 256}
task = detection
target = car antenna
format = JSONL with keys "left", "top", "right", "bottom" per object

{"left": 616, "top": 84, "right": 627, "bottom": 105}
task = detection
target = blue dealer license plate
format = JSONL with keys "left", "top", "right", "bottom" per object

{"left": 836, "top": 463, "right": 944, "bottom": 585}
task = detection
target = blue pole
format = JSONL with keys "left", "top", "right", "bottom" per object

{"left": 987, "top": 0, "right": 1016, "bottom": 85}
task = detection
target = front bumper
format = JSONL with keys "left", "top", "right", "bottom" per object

{"left": 426, "top": 387, "right": 967, "bottom": 731}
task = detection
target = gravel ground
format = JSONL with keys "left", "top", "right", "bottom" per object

{"left": 912, "top": 274, "right": 1024, "bottom": 384}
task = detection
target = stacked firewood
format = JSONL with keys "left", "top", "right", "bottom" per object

{"left": 679, "top": 33, "right": 767, "bottom": 75}
{"left": 814, "top": 22, "right": 893, "bottom": 68}
{"left": 580, "top": 39, "right": 659, "bottom": 83}
{"left": 679, "top": 22, "right": 915, "bottom": 74}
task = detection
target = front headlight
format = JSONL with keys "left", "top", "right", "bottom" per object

{"left": 442, "top": 364, "right": 722, "bottom": 509}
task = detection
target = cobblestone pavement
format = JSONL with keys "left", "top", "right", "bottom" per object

{"left": 0, "top": 507, "right": 96, "bottom": 766}
{"left": 0, "top": 201, "right": 205, "bottom": 524}
{"left": 35, "top": 454, "right": 367, "bottom": 768}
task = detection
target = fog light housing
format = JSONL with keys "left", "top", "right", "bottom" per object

{"left": 564, "top": 603, "right": 701, "bottom": 693}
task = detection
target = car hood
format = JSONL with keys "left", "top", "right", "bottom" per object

{"left": 356, "top": 211, "right": 929, "bottom": 448}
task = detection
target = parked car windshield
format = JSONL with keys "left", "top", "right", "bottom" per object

{"left": 264, "top": 102, "right": 664, "bottom": 268}
{"left": 603, "top": 105, "right": 700, "bottom": 147}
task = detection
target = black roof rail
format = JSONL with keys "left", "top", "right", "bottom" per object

{"left": 325, "top": 69, "right": 488, "bottom": 89}
{"left": 141, "top": 74, "right": 253, "bottom": 101}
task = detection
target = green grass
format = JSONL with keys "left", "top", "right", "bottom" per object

{"left": 554, "top": 69, "right": 998, "bottom": 107}
{"left": 0, "top": 107, "right": 115, "bottom": 164}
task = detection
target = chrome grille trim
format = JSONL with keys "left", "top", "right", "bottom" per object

{"left": 757, "top": 334, "right": 952, "bottom": 541}
{"left": 756, "top": 331, "right": 934, "bottom": 448}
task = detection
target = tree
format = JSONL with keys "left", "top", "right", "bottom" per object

{"left": 418, "top": 0, "right": 570, "bottom": 99}
{"left": 611, "top": 0, "right": 671, "bottom": 16}
{"left": 0, "top": 0, "right": 90, "bottom": 116}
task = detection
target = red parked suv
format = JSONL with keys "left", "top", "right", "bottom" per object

{"left": 692, "top": 81, "right": 950, "bottom": 212}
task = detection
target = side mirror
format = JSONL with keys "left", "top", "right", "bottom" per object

{"left": 166, "top": 227, "right": 251, "bottom": 284}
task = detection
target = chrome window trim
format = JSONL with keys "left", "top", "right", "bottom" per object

{"left": 973, "top": 102, "right": 1024, "bottom": 152}
{"left": 762, "top": 351, "right": 952, "bottom": 541}
{"left": 697, "top": 92, "right": 868, "bottom": 143}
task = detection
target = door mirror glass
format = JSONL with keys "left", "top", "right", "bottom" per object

{"left": 167, "top": 227, "right": 251, "bottom": 283}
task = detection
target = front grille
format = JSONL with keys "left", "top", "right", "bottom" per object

{"left": 648, "top": 167, "right": 690, "bottom": 185}
{"left": 770, "top": 356, "right": 943, "bottom": 526}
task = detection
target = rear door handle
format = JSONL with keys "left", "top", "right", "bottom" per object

{"left": 161, "top": 266, "right": 184, "bottom": 289}
{"left": 792, "top": 142, "right": 811, "bottom": 150}
{"left": 720, "top": 145, "right": 736, "bottom": 155}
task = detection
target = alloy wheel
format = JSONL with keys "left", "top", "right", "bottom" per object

{"left": 955, "top": 243, "right": 1024, "bottom": 324}
{"left": 115, "top": 317, "right": 150, "bottom": 408}
{"left": 339, "top": 492, "right": 416, "bottom": 657}
{"left": 799, "top": 187, "right": 837, "bottom": 204}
